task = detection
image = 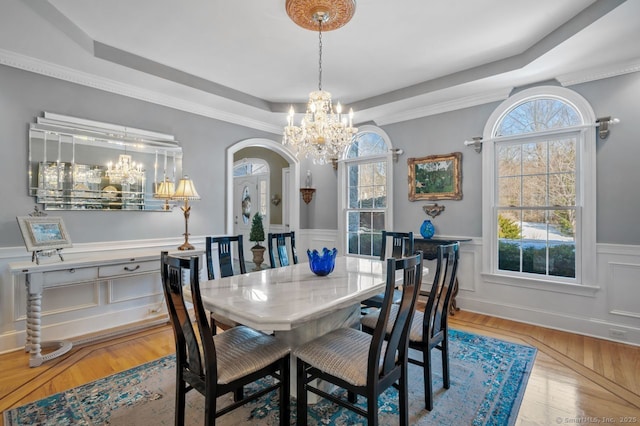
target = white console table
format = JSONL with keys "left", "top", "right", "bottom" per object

{"left": 8, "top": 248, "right": 176, "bottom": 367}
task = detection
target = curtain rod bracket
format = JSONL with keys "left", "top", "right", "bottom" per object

{"left": 596, "top": 116, "right": 620, "bottom": 140}
{"left": 463, "top": 136, "right": 483, "bottom": 153}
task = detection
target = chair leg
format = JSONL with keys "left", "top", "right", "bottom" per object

{"left": 424, "top": 348, "right": 434, "bottom": 411}
{"left": 279, "top": 355, "right": 290, "bottom": 426}
{"left": 175, "top": 374, "right": 186, "bottom": 426}
{"left": 442, "top": 338, "right": 450, "bottom": 389}
{"left": 347, "top": 391, "right": 357, "bottom": 403}
{"left": 399, "top": 363, "right": 409, "bottom": 426}
{"left": 296, "top": 358, "right": 308, "bottom": 426}
{"left": 367, "top": 389, "right": 379, "bottom": 426}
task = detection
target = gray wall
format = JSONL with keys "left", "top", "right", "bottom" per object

{"left": 301, "top": 72, "right": 640, "bottom": 245}
{"left": 0, "top": 64, "right": 277, "bottom": 247}
{"left": 2, "top": 63, "right": 639, "bottom": 246}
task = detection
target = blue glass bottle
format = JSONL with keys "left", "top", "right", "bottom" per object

{"left": 420, "top": 219, "right": 435, "bottom": 239}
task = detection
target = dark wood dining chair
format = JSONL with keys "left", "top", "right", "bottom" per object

{"left": 206, "top": 235, "right": 246, "bottom": 334}
{"left": 294, "top": 252, "right": 423, "bottom": 426}
{"left": 361, "top": 243, "right": 459, "bottom": 411}
{"left": 160, "top": 251, "right": 290, "bottom": 426}
{"left": 267, "top": 231, "right": 298, "bottom": 268}
{"left": 361, "top": 230, "right": 414, "bottom": 309}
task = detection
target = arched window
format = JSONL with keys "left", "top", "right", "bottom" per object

{"left": 338, "top": 125, "right": 394, "bottom": 257}
{"left": 482, "top": 86, "right": 596, "bottom": 287}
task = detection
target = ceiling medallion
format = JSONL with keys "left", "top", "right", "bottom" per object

{"left": 285, "top": 0, "right": 356, "bottom": 32}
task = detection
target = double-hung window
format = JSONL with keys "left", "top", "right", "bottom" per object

{"left": 339, "top": 126, "right": 393, "bottom": 257}
{"left": 483, "top": 86, "right": 597, "bottom": 286}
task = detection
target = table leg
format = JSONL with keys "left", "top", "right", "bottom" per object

{"left": 25, "top": 275, "right": 73, "bottom": 367}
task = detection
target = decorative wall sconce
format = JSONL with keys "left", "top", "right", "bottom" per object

{"left": 271, "top": 193, "right": 281, "bottom": 206}
{"left": 300, "top": 188, "right": 316, "bottom": 204}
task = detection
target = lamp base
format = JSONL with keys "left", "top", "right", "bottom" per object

{"left": 178, "top": 242, "right": 195, "bottom": 251}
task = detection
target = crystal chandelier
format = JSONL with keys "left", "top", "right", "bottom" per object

{"left": 106, "top": 154, "right": 145, "bottom": 185}
{"left": 283, "top": 0, "right": 358, "bottom": 165}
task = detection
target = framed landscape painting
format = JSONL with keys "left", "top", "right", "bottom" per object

{"left": 408, "top": 152, "right": 462, "bottom": 201}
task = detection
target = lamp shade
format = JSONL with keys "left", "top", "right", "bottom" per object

{"left": 154, "top": 178, "right": 175, "bottom": 199}
{"left": 173, "top": 175, "right": 200, "bottom": 200}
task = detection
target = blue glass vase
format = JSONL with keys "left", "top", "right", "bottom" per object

{"left": 420, "top": 219, "right": 435, "bottom": 239}
{"left": 307, "top": 247, "right": 338, "bottom": 276}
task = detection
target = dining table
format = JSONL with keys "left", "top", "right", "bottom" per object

{"left": 184, "top": 255, "right": 422, "bottom": 398}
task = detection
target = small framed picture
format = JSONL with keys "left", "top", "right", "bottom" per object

{"left": 16, "top": 216, "right": 72, "bottom": 253}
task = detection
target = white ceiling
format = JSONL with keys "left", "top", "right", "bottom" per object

{"left": 1, "top": 0, "right": 639, "bottom": 132}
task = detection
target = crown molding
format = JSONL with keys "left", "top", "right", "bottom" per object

{"left": 557, "top": 58, "right": 640, "bottom": 87}
{"left": 0, "top": 49, "right": 282, "bottom": 135}
{"left": 373, "top": 88, "right": 512, "bottom": 126}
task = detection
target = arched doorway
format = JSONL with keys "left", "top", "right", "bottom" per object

{"left": 226, "top": 138, "right": 300, "bottom": 240}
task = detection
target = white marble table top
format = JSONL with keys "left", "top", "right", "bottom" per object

{"left": 188, "top": 256, "right": 391, "bottom": 331}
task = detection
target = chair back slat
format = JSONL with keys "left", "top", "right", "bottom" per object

{"left": 369, "top": 252, "right": 423, "bottom": 379}
{"left": 268, "top": 231, "right": 298, "bottom": 268}
{"left": 206, "top": 235, "right": 246, "bottom": 279}
{"left": 424, "top": 243, "right": 459, "bottom": 339}
{"left": 379, "top": 231, "right": 414, "bottom": 260}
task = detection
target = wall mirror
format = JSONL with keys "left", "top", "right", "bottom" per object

{"left": 28, "top": 112, "right": 182, "bottom": 211}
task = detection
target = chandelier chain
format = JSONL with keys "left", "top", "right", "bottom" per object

{"left": 318, "top": 19, "right": 323, "bottom": 91}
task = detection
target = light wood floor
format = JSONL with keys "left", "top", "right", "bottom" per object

{"left": 1, "top": 310, "right": 639, "bottom": 425}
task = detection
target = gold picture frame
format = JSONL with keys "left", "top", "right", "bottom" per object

{"left": 408, "top": 152, "right": 462, "bottom": 201}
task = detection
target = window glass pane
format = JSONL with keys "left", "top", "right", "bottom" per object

{"left": 550, "top": 209, "right": 576, "bottom": 240}
{"left": 521, "top": 142, "right": 547, "bottom": 175}
{"left": 348, "top": 187, "right": 358, "bottom": 208}
{"left": 549, "top": 138, "right": 576, "bottom": 173}
{"left": 498, "top": 176, "right": 521, "bottom": 207}
{"left": 348, "top": 232, "right": 358, "bottom": 254}
{"left": 372, "top": 212, "right": 385, "bottom": 231}
{"left": 347, "top": 211, "right": 358, "bottom": 232}
{"left": 497, "top": 145, "right": 521, "bottom": 177}
{"left": 497, "top": 98, "right": 581, "bottom": 136}
{"left": 549, "top": 172, "right": 576, "bottom": 206}
{"left": 498, "top": 210, "right": 522, "bottom": 272}
{"left": 373, "top": 162, "right": 387, "bottom": 185}
{"left": 522, "top": 174, "right": 547, "bottom": 207}
{"left": 373, "top": 185, "right": 387, "bottom": 208}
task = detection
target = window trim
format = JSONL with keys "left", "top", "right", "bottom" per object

{"left": 482, "top": 86, "right": 597, "bottom": 286}
{"left": 337, "top": 125, "right": 394, "bottom": 257}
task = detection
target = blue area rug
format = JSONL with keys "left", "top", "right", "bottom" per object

{"left": 3, "top": 329, "right": 536, "bottom": 425}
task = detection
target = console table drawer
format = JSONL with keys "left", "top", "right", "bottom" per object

{"left": 44, "top": 267, "right": 98, "bottom": 286}
{"left": 99, "top": 260, "right": 159, "bottom": 278}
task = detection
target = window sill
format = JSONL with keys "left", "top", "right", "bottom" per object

{"left": 481, "top": 272, "right": 600, "bottom": 297}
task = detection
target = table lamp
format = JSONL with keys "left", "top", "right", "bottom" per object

{"left": 172, "top": 175, "right": 200, "bottom": 250}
